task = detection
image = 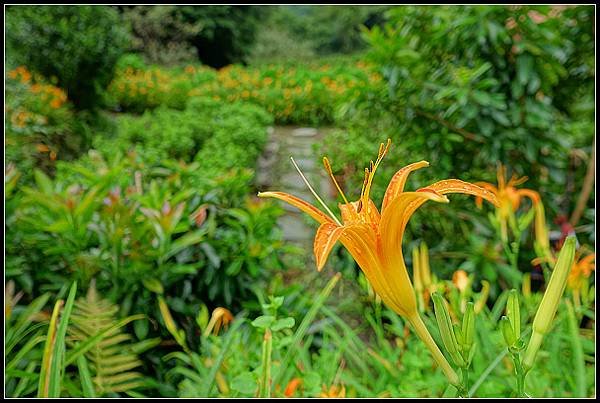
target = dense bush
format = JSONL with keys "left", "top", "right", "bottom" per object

{"left": 5, "top": 156, "right": 287, "bottom": 322}
{"left": 108, "top": 57, "right": 381, "bottom": 125}
{"left": 6, "top": 5, "right": 129, "bottom": 110}
{"left": 120, "top": 6, "right": 201, "bottom": 66}
{"left": 95, "top": 97, "right": 272, "bottom": 171}
{"left": 319, "top": 5, "right": 595, "bottom": 268}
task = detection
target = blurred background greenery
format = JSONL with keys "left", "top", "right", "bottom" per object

{"left": 4, "top": 4, "right": 595, "bottom": 398}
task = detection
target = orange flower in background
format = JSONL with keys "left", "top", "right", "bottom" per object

{"left": 284, "top": 378, "right": 302, "bottom": 397}
{"left": 475, "top": 164, "right": 550, "bottom": 255}
{"left": 203, "top": 307, "right": 234, "bottom": 336}
{"left": 568, "top": 252, "right": 595, "bottom": 291}
{"left": 259, "top": 139, "right": 498, "bottom": 386}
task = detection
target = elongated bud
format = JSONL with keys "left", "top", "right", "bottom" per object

{"left": 500, "top": 316, "right": 517, "bottom": 347}
{"left": 462, "top": 302, "right": 475, "bottom": 348}
{"left": 420, "top": 242, "right": 432, "bottom": 288}
{"left": 453, "top": 323, "right": 463, "bottom": 346}
{"left": 413, "top": 246, "right": 422, "bottom": 293}
{"left": 522, "top": 273, "right": 531, "bottom": 298}
{"left": 506, "top": 289, "right": 520, "bottom": 340}
{"left": 432, "top": 292, "right": 465, "bottom": 367}
{"left": 523, "top": 236, "right": 576, "bottom": 372}
{"left": 474, "top": 280, "right": 490, "bottom": 314}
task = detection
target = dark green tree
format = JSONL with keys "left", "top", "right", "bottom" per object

{"left": 6, "top": 5, "right": 130, "bottom": 110}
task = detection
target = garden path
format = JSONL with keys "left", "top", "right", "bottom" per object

{"left": 256, "top": 126, "right": 334, "bottom": 249}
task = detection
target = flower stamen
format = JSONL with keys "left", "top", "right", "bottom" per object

{"left": 290, "top": 157, "right": 342, "bottom": 226}
{"left": 323, "top": 157, "right": 349, "bottom": 205}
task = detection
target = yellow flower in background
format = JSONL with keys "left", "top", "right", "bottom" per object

{"left": 259, "top": 139, "right": 498, "bottom": 386}
{"left": 319, "top": 384, "right": 345, "bottom": 398}
{"left": 452, "top": 269, "right": 470, "bottom": 293}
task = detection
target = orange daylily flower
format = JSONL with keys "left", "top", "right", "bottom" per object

{"left": 258, "top": 139, "right": 498, "bottom": 386}
{"left": 568, "top": 252, "right": 595, "bottom": 291}
{"left": 475, "top": 164, "right": 551, "bottom": 257}
{"left": 203, "top": 307, "right": 234, "bottom": 336}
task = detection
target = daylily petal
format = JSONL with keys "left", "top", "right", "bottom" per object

{"left": 382, "top": 161, "right": 430, "bottom": 212}
{"left": 339, "top": 199, "right": 380, "bottom": 225}
{"left": 473, "top": 182, "right": 498, "bottom": 209}
{"left": 424, "top": 179, "right": 500, "bottom": 207}
{"left": 257, "top": 191, "right": 334, "bottom": 224}
{"left": 516, "top": 189, "right": 541, "bottom": 205}
{"left": 314, "top": 222, "right": 345, "bottom": 271}
{"left": 378, "top": 191, "right": 449, "bottom": 316}
{"left": 338, "top": 224, "right": 408, "bottom": 315}
{"left": 380, "top": 190, "right": 450, "bottom": 258}
{"left": 385, "top": 180, "right": 498, "bottom": 241}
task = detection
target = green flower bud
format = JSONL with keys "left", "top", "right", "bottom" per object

{"left": 453, "top": 323, "right": 464, "bottom": 346}
{"left": 506, "top": 289, "right": 521, "bottom": 340}
{"left": 432, "top": 292, "right": 465, "bottom": 367}
{"left": 462, "top": 302, "right": 475, "bottom": 348}
{"left": 523, "top": 236, "right": 576, "bottom": 372}
{"left": 500, "top": 316, "right": 516, "bottom": 347}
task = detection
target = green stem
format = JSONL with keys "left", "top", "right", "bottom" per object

{"left": 408, "top": 313, "right": 460, "bottom": 389}
{"left": 510, "top": 351, "right": 526, "bottom": 397}
{"left": 259, "top": 329, "right": 272, "bottom": 398}
{"left": 461, "top": 366, "right": 470, "bottom": 397}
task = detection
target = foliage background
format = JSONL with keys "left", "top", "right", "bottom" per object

{"left": 4, "top": 4, "right": 595, "bottom": 398}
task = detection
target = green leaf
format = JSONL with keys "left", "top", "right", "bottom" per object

{"left": 48, "top": 281, "right": 77, "bottom": 397}
{"left": 77, "top": 355, "right": 96, "bottom": 398}
{"left": 142, "top": 278, "right": 164, "bottom": 294}
{"left": 271, "top": 317, "right": 295, "bottom": 332}
{"left": 251, "top": 315, "right": 275, "bottom": 329}
{"left": 230, "top": 371, "right": 258, "bottom": 395}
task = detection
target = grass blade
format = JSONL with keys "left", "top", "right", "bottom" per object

{"left": 77, "top": 355, "right": 96, "bottom": 398}
{"left": 37, "top": 299, "right": 63, "bottom": 397}
{"left": 565, "top": 300, "right": 586, "bottom": 397}
{"left": 203, "top": 315, "right": 246, "bottom": 396}
{"left": 274, "top": 272, "right": 341, "bottom": 386}
{"left": 48, "top": 281, "right": 77, "bottom": 397}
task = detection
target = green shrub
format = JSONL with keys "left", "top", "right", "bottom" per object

{"left": 94, "top": 97, "right": 273, "bottom": 170}
{"left": 6, "top": 5, "right": 130, "bottom": 110}
{"left": 320, "top": 5, "right": 595, "bottom": 261}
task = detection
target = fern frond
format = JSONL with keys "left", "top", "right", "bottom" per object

{"left": 67, "top": 284, "right": 145, "bottom": 396}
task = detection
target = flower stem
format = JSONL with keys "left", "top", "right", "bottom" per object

{"left": 408, "top": 313, "right": 460, "bottom": 389}
{"left": 259, "top": 329, "right": 273, "bottom": 398}
{"left": 461, "top": 366, "right": 470, "bottom": 397}
{"left": 510, "top": 351, "right": 526, "bottom": 397}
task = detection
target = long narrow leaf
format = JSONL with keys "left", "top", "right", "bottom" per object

{"left": 565, "top": 301, "right": 587, "bottom": 397}
{"left": 37, "top": 299, "right": 63, "bottom": 397}
{"left": 48, "top": 281, "right": 77, "bottom": 397}
{"left": 77, "top": 355, "right": 96, "bottom": 398}
{"left": 274, "top": 272, "right": 341, "bottom": 385}
{"left": 203, "top": 315, "right": 246, "bottom": 396}
{"left": 6, "top": 293, "right": 50, "bottom": 350}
